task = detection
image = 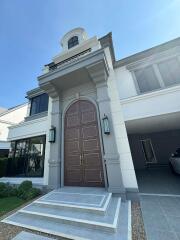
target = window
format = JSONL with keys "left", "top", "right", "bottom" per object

{"left": 158, "top": 58, "right": 180, "bottom": 87}
{"left": 7, "top": 135, "right": 46, "bottom": 177}
{"left": 68, "top": 36, "right": 79, "bottom": 49}
{"left": 134, "top": 66, "right": 161, "bottom": 93}
{"left": 141, "top": 139, "right": 157, "bottom": 164}
{"left": 30, "top": 93, "right": 49, "bottom": 116}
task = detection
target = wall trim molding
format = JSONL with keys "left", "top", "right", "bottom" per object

{"left": 121, "top": 84, "right": 180, "bottom": 104}
{"left": 8, "top": 116, "right": 48, "bottom": 130}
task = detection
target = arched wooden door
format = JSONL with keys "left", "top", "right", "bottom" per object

{"left": 64, "top": 100, "right": 105, "bottom": 187}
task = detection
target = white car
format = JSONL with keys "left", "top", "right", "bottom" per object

{"left": 169, "top": 148, "right": 180, "bottom": 174}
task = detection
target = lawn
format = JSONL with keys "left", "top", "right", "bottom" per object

{"left": 0, "top": 197, "right": 26, "bottom": 217}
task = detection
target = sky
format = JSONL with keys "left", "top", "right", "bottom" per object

{"left": 0, "top": 0, "right": 180, "bottom": 108}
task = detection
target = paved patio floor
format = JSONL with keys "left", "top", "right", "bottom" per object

{"left": 136, "top": 167, "right": 180, "bottom": 195}
{"left": 140, "top": 195, "right": 180, "bottom": 240}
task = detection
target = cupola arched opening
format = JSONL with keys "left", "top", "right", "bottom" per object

{"left": 68, "top": 36, "right": 79, "bottom": 49}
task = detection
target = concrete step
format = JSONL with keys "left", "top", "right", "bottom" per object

{"left": 18, "top": 197, "right": 121, "bottom": 232}
{"left": 3, "top": 201, "right": 131, "bottom": 240}
{"left": 12, "top": 231, "right": 56, "bottom": 240}
{"left": 35, "top": 190, "right": 112, "bottom": 215}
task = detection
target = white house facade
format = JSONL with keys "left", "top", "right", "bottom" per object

{"left": 0, "top": 104, "right": 28, "bottom": 156}
{"left": 3, "top": 28, "right": 180, "bottom": 200}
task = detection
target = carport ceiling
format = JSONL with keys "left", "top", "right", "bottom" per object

{"left": 125, "top": 111, "right": 180, "bottom": 134}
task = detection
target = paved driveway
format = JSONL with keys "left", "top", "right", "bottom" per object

{"left": 136, "top": 168, "right": 180, "bottom": 195}
{"left": 140, "top": 195, "right": 180, "bottom": 240}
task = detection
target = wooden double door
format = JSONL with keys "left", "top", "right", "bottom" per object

{"left": 64, "top": 100, "right": 105, "bottom": 187}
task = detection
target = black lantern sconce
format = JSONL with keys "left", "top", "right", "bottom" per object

{"left": 49, "top": 126, "right": 56, "bottom": 143}
{"left": 102, "top": 114, "right": 110, "bottom": 135}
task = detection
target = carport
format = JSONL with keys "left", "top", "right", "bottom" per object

{"left": 126, "top": 111, "right": 180, "bottom": 195}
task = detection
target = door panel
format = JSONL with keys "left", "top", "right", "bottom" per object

{"left": 83, "top": 153, "right": 101, "bottom": 167}
{"left": 84, "top": 169, "right": 103, "bottom": 184}
{"left": 82, "top": 125, "right": 98, "bottom": 139}
{"left": 81, "top": 111, "right": 96, "bottom": 124}
{"left": 64, "top": 100, "right": 104, "bottom": 187}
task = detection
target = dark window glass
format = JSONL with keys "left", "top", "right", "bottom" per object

{"left": 26, "top": 136, "right": 45, "bottom": 177}
{"left": 68, "top": 36, "right": 79, "bottom": 49}
{"left": 0, "top": 149, "right": 9, "bottom": 158}
{"left": 7, "top": 135, "right": 46, "bottom": 177}
{"left": 158, "top": 58, "right": 180, "bottom": 87}
{"left": 134, "top": 66, "right": 161, "bottom": 93}
{"left": 30, "top": 93, "right": 49, "bottom": 116}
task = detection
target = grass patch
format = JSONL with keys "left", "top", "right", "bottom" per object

{"left": 0, "top": 196, "right": 26, "bottom": 217}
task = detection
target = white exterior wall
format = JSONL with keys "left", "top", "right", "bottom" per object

{"left": 104, "top": 47, "right": 138, "bottom": 190}
{"left": 0, "top": 104, "right": 28, "bottom": 148}
{"left": 121, "top": 85, "right": 180, "bottom": 121}
{"left": 0, "top": 104, "right": 28, "bottom": 124}
{"left": 8, "top": 116, "right": 48, "bottom": 141}
{"left": 0, "top": 122, "right": 11, "bottom": 143}
{"left": 115, "top": 66, "right": 180, "bottom": 121}
{"left": 114, "top": 67, "right": 137, "bottom": 100}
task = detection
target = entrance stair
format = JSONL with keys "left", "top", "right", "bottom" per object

{"left": 2, "top": 187, "right": 131, "bottom": 240}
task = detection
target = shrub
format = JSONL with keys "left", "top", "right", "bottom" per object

{"left": 0, "top": 158, "right": 8, "bottom": 177}
{"left": 6, "top": 185, "right": 18, "bottom": 197}
{"left": 0, "top": 182, "right": 17, "bottom": 198}
{"left": 17, "top": 180, "right": 32, "bottom": 198}
{"left": 24, "top": 187, "right": 41, "bottom": 201}
{"left": 0, "top": 182, "right": 7, "bottom": 197}
{"left": 17, "top": 181, "right": 41, "bottom": 200}
{"left": 0, "top": 180, "right": 41, "bottom": 200}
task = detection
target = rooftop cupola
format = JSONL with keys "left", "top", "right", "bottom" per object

{"left": 42, "top": 28, "right": 101, "bottom": 74}
{"left": 60, "top": 28, "right": 88, "bottom": 51}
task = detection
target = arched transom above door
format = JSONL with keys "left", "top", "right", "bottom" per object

{"left": 64, "top": 100, "right": 105, "bottom": 187}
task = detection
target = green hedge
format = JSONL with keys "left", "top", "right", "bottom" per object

{"left": 0, "top": 183, "right": 17, "bottom": 198}
{"left": 0, "top": 158, "right": 8, "bottom": 177}
{"left": 0, "top": 181, "right": 41, "bottom": 200}
{"left": 17, "top": 181, "right": 41, "bottom": 201}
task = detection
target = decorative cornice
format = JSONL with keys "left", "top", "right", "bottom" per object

{"left": 86, "top": 58, "right": 109, "bottom": 86}
{"left": 26, "top": 87, "right": 45, "bottom": 99}
{"left": 115, "top": 37, "right": 180, "bottom": 68}
{"left": 99, "top": 32, "right": 116, "bottom": 64}
{"left": 38, "top": 48, "right": 106, "bottom": 81}
{"left": 8, "top": 116, "right": 47, "bottom": 129}
{"left": 40, "top": 82, "right": 59, "bottom": 98}
{"left": 126, "top": 46, "right": 180, "bottom": 71}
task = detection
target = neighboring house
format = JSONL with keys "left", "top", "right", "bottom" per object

{"left": 0, "top": 107, "right": 7, "bottom": 114}
{"left": 0, "top": 104, "right": 28, "bottom": 157}
{"left": 2, "top": 28, "right": 180, "bottom": 200}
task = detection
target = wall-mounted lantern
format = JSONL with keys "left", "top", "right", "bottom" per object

{"left": 102, "top": 114, "right": 110, "bottom": 135}
{"left": 49, "top": 126, "right": 56, "bottom": 143}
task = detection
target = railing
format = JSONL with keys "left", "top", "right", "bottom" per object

{"left": 47, "top": 48, "right": 91, "bottom": 71}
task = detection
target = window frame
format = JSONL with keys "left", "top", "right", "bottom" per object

{"left": 132, "top": 56, "right": 180, "bottom": 95}
{"left": 132, "top": 65, "right": 162, "bottom": 94}
{"left": 157, "top": 56, "right": 180, "bottom": 88}
{"left": 30, "top": 93, "right": 49, "bottom": 116}
{"left": 8, "top": 135, "right": 46, "bottom": 177}
{"left": 141, "top": 138, "right": 157, "bottom": 164}
{"left": 68, "top": 36, "right": 79, "bottom": 49}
